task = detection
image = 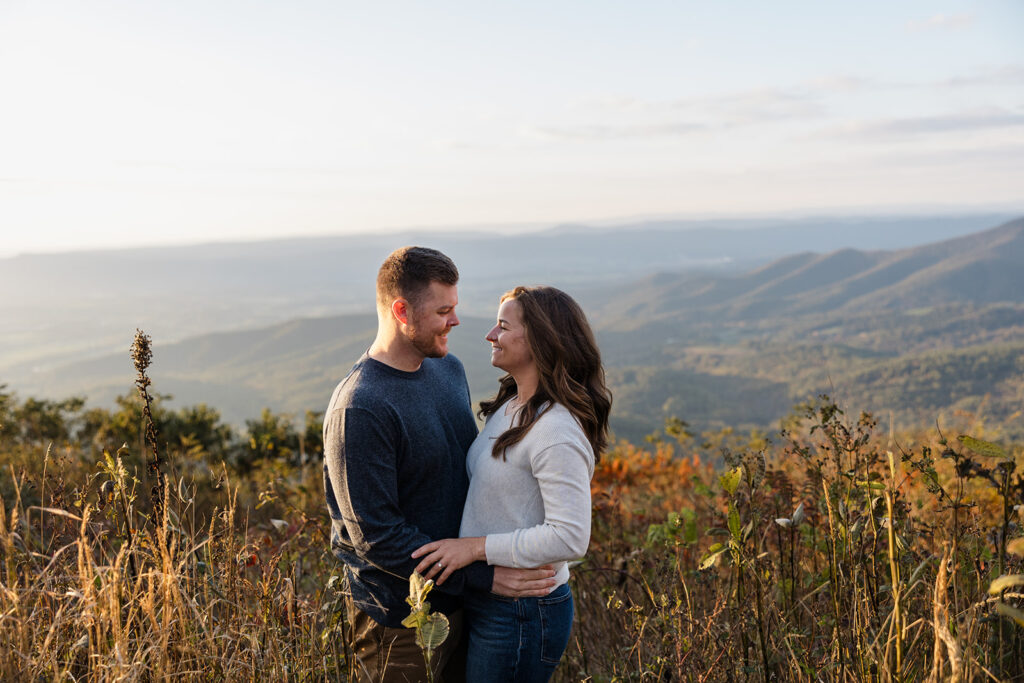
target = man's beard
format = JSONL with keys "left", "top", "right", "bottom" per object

{"left": 408, "top": 323, "right": 448, "bottom": 358}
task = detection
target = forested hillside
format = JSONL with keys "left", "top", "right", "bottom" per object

{"left": 5, "top": 218, "right": 1022, "bottom": 443}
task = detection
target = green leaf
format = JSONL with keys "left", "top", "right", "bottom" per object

{"left": 728, "top": 503, "right": 741, "bottom": 543}
{"left": 719, "top": 467, "right": 742, "bottom": 497}
{"left": 645, "top": 523, "right": 665, "bottom": 546}
{"left": 958, "top": 435, "right": 1007, "bottom": 459}
{"left": 700, "top": 543, "right": 727, "bottom": 570}
{"left": 684, "top": 516, "right": 698, "bottom": 545}
{"left": 401, "top": 612, "right": 425, "bottom": 629}
{"left": 989, "top": 574, "right": 1024, "bottom": 595}
{"left": 414, "top": 612, "right": 450, "bottom": 650}
{"left": 693, "top": 479, "right": 715, "bottom": 497}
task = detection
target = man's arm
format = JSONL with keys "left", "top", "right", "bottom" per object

{"left": 324, "top": 406, "right": 493, "bottom": 593}
{"left": 412, "top": 537, "right": 557, "bottom": 597}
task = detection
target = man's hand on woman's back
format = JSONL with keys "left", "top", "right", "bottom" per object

{"left": 491, "top": 565, "right": 557, "bottom": 597}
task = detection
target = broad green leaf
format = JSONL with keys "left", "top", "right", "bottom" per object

{"left": 684, "top": 516, "right": 698, "bottom": 545}
{"left": 700, "top": 543, "right": 727, "bottom": 570}
{"left": 995, "top": 602, "right": 1024, "bottom": 628}
{"left": 989, "top": 574, "right": 1024, "bottom": 595}
{"left": 693, "top": 480, "right": 715, "bottom": 497}
{"left": 719, "top": 467, "right": 742, "bottom": 497}
{"left": 728, "top": 503, "right": 741, "bottom": 542}
{"left": 958, "top": 435, "right": 1007, "bottom": 459}
{"left": 414, "top": 612, "right": 450, "bottom": 650}
{"left": 401, "top": 612, "right": 425, "bottom": 629}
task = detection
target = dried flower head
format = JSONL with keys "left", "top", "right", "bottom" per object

{"left": 130, "top": 329, "right": 153, "bottom": 385}
{"left": 129, "top": 328, "right": 165, "bottom": 519}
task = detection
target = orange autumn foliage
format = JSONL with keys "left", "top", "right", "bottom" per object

{"left": 592, "top": 440, "right": 713, "bottom": 529}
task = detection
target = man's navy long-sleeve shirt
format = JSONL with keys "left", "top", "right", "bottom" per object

{"left": 322, "top": 352, "right": 494, "bottom": 627}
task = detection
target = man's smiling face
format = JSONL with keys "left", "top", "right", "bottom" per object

{"left": 406, "top": 281, "right": 460, "bottom": 359}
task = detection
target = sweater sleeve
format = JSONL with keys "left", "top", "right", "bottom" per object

{"left": 483, "top": 438, "right": 594, "bottom": 568}
{"left": 324, "top": 406, "right": 493, "bottom": 593}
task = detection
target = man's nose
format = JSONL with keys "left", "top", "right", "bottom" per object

{"left": 449, "top": 311, "right": 460, "bottom": 327}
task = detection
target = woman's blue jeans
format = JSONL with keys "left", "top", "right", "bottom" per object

{"left": 463, "top": 583, "right": 574, "bottom": 682}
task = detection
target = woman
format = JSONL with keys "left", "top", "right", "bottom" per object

{"left": 412, "top": 285, "right": 612, "bottom": 682}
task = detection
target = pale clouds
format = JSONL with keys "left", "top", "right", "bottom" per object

{"left": 937, "top": 65, "right": 1024, "bottom": 88}
{"left": 906, "top": 13, "right": 975, "bottom": 32}
{"left": 531, "top": 81, "right": 840, "bottom": 143}
{"left": 668, "top": 87, "right": 825, "bottom": 126}
{"left": 586, "top": 80, "right": 845, "bottom": 122}
{"left": 871, "top": 143, "right": 1024, "bottom": 167}
{"left": 819, "top": 108, "right": 1024, "bottom": 141}
{"left": 522, "top": 122, "right": 706, "bottom": 142}
{"left": 531, "top": 69, "right": 1024, "bottom": 147}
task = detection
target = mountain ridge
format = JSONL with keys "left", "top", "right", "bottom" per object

{"left": 597, "top": 217, "right": 1024, "bottom": 326}
{"left": 5, "top": 215, "right": 1023, "bottom": 443}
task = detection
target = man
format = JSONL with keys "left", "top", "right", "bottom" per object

{"left": 323, "top": 246, "right": 555, "bottom": 682}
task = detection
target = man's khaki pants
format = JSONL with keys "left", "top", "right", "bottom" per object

{"left": 346, "top": 598, "right": 466, "bottom": 683}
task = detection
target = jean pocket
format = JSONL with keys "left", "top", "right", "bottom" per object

{"left": 538, "top": 587, "right": 572, "bottom": 607}
{"left": 538, "top": 586, "right": 573, "bottom": 666}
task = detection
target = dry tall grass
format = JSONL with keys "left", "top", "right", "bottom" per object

{"left": 0, "top": 441, "right": 353, "bottom": 681}
{"left": 561, "top": 400, "right": 1024, "bottom": 682}
{"left": 1, "top": 394, "right": 1022, "bottom": 681}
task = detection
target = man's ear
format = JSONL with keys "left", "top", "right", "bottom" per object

{"left": 391, "top": 298, "right": 410, "bottom": 326}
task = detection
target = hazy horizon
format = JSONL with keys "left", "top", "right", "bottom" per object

{"left": 4, "top": 204, "right": 1024, "bottom": 259}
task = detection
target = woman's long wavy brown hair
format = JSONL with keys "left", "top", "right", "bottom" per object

{"left": 479, "top": 286, "right": 612, "bottom": 461}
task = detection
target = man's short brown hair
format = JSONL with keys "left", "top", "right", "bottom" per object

{"left": 376, "top": 246, "right": 459, "bottom": 309}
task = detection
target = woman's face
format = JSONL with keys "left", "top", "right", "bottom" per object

{"left": 485, "top": 298, "right": 533, "bottom": 375}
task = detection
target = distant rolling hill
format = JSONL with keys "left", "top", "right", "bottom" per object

{"left": 596, "top": 217, "right": 1024, "bottom": 325}
{"left": 592, "top": 218, "right": 1024, "bottom": 440}
{"left": 1, "top": 213, "right": 1009, "bottom": 372}
{"left": 5, "top": 216, "right": 1023, "bottom": 444}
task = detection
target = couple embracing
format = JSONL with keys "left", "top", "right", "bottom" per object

{"left": 323, "top": 246, "right": 611, "bottom": 682}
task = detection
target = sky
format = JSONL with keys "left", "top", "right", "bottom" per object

{"left": 1, "top": 0, "right": 1023, "bottom": 256}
